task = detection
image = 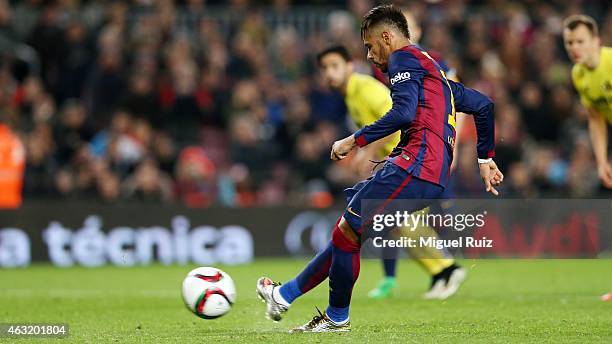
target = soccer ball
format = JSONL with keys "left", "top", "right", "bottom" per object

{"left": 182, "top": 267, "right": 237, "bottom": 319}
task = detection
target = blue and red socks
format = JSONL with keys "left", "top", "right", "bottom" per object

{"left": 277, "top": 240, "right": 334, "bottom": 305}
{"left": 326, "top": 221, "right": 361, "bottom": 324}
{"left": 275, "top": 218, "right": 361, "bottom": 326}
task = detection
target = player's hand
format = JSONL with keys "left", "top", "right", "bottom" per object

{"left": 331, "top": 135, "right": 357, "bottom": 161}
{"left": 597, "top": 163, "right": 612, "bottom": 188}
{"left": 479, "top": 159, "right": 504, "bottom": 196}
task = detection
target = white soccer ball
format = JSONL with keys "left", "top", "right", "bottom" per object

{"left": 182, "top": 267, "right": 237, "bottom": 319}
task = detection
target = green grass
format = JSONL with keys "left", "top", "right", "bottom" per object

{"left": 1, "top": 259, "right": 611, "bottom": 343}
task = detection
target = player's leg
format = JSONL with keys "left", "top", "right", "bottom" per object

{"left": 326, "top": 217, "right": 360, "bottom": 325}
{"left": 275, "top": 219, "right": 338, "bottom": 305}
{"left": 399, "top": 219, "right": 461, "bottom": 299}
{"left": 294, "top": 163, "right": 444, "bottom": 332}
{"left": 256, "top": 180, "right": 373, "bottom": 321}
{"left": 259, "top": 215, "right": 359, "bottom": 330}
{"left": 256, "top": 227, "right": 335, "bottom": 321}
{"left": 321, "top": 164, "right": 414, "bottom": 328}
{"left": 368, "top": 244, "right": 399, "bottom": 299}
{"left": 420, "top": 185, "right": 466, "bottom": 300}
{"left": 369, "top": 207, "right": 457, "bottom": 300}
{"left": 290, "top": 216, "right": 359, "bottom": 332}
{"left": 371, "top": 186, "right": 466, "bottom": 300}
{"left": 291, "top": 166, "right": 401, "bottom": 331}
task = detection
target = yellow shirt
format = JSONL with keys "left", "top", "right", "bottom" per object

{"left": 344, "top": 73, "right": 400, "bottom": 158}
{"left": 571, "top": 46, "right": 612, "bottom": 124}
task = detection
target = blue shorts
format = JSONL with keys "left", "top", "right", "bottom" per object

{"left": 441, "top": 176, "right": 455, "bottom": 199}
{"left": 342, "top": 162, "right": 445, "bottom": 235}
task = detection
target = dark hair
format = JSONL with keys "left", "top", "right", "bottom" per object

{"left": 361, "top": 4, "right": 410, "bottom": 39}
{"left": 563, "top": 14, "right": 598, "bottom": 37}
{"left": 316, "top": 45, "right": 351, "bottom": 64}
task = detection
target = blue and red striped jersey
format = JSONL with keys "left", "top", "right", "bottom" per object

{"left": 354, "top": 45, "right": 495, "bottom": 187}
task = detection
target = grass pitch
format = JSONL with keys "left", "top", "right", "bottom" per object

{"left": 1, "top": 259, "right": 611, "bottom": 343}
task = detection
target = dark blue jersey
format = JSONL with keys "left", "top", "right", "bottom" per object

{"left": 354, "top": 45, "right": 495, "bottom": 187}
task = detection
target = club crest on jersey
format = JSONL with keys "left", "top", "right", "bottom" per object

{"left": 390, "top": 71, "right": 411, "bottom": 85}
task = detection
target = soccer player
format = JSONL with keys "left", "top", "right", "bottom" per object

{"left": 563, "top": 15, "right": 612, "bottom": 189}
{"left": 257, "top": 5, "right": 503, "bottom": 332}
{"left": 371, "top": 8, "right": 468, "bottom": 300}
{"left": 317, "top": 44, "right": 465, "bottom": 300}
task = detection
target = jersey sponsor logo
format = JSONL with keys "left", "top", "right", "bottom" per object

{"left": 390, "top": 71, "right": 411, "bottom": 85}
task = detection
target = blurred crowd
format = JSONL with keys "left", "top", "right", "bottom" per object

{"left": 0, "top": 0, "right": 611, "bottom": 208}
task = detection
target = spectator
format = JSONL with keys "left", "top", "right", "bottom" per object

{"left": 122, "top": 158, "right": 173, "bottom": 203}
{"left": 53, "top": 100, "right": 92, "bottom": 166}
{"left": 175, "top": 146, "right": 216, "bottom": 207}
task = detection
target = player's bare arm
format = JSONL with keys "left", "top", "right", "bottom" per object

{"left": 587, "top": 107, "right": 612, "bottom": 188}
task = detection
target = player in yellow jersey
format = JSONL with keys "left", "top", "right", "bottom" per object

{"left": 317, "top": 45, "right": 466, "bottom": 300}
{"left": 563, "top": 15, "right": 612, "bottom": 189}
